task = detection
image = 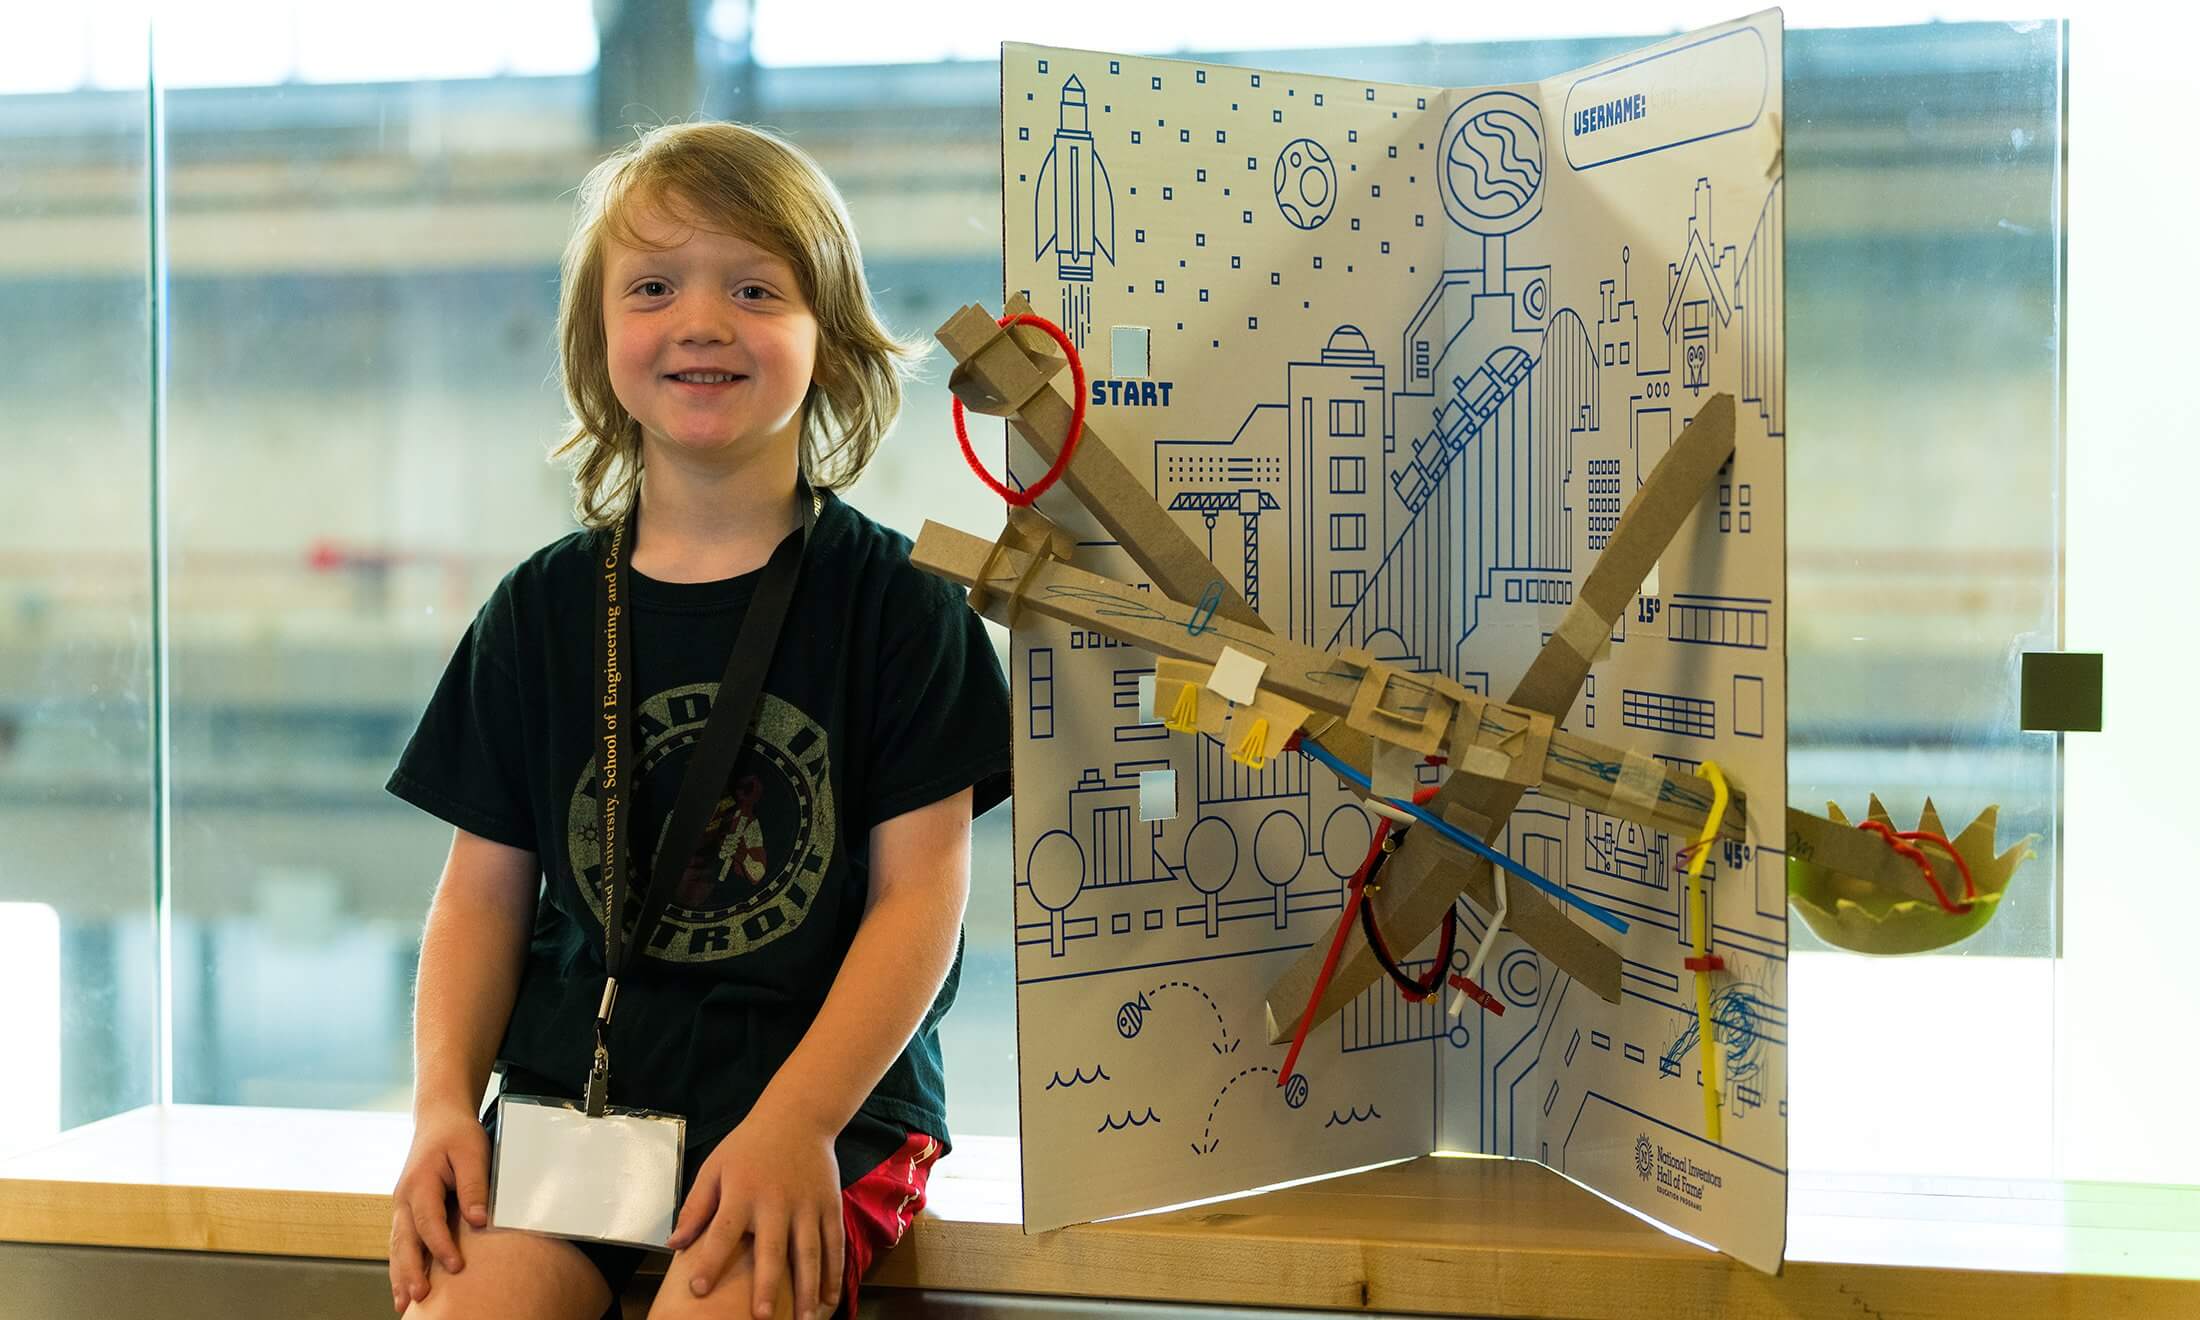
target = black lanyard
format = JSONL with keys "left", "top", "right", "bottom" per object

{"left": 585, "top": 484, "right": 814, "bottom": 1114}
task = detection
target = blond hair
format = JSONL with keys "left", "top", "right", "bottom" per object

{"left": 552, "top": 121, "right": 920, "bottom": 527}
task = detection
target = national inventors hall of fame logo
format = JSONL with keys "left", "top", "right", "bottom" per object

{"left": 1634, "top": 1132, "right": 1725, "bottom": 1211}
{"left": 568, "top": 683, "right": 837, "bottom": 963}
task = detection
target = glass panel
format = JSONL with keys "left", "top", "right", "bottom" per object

{"left": 160, "top": 75, "right": 596, "bottom": 1108}
{"left": 0, "top": 29, "right": 158, "bottom": 1152}
{"left": 1784, "top": 22, "right": 2065, "bottom": 958}
{"left": 1782, "top": 21, "right": 2067, "bottom": 1183}
{"left": 138, "top": 9, "right": 2071, "bottom": 1174}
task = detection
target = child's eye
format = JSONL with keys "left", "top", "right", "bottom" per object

{"left": 633, "top": 279, "right": 671, "bottom": 298}
{"left": 734, "top": 283, "right": 774, "bottom": 302}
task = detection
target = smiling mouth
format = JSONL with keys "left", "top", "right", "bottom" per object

{"left": 667, "top": 371, "right": 746, "bottom": 384}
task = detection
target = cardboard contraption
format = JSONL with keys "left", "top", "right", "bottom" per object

{"left": 932, "top": 10, "right": 1802, "bottom": 1272}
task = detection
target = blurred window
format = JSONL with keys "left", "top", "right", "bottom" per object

{"left": 13, "top": 3, "right": 2161, "bottom": 1190}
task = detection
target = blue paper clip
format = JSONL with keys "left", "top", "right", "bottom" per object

{"left": 1185, "top": 580, "right": 1224, "bottom": 637}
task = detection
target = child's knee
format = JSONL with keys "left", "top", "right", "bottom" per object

{"left": 405, "top": 1217, "right": 611, "bottom": 1320}
{"left": 650, "top": 1242, "right": 796, "bottom": 1320}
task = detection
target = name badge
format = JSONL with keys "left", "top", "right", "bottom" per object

{"left": 489, "top": 1093, "right": 685, "bottom": 1249}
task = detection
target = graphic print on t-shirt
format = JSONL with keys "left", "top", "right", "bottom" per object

{"left": 565, "top": 684, "right": 838, "bottom": 963}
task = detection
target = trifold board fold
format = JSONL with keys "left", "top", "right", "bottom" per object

{"left": 998, "top": 9, "right": 1787, "bottom": 1272}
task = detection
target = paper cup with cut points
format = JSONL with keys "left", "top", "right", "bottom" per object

{"left": 1787, "top": 796, "right": 2036, "bottom": 955}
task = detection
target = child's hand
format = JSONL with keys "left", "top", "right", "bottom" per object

{"left": 387, "top": 1101, "right": 491, "bottom": 1312}
{"left": 668, "top": 1104, "right": 844, "bottom": 1320}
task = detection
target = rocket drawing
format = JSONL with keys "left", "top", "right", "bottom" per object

{"left": 1034, "top": 76, "right": 1115, "bottom": 282}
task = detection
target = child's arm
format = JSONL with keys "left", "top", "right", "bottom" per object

{"left": 669, "top": 788, "right": 974, "bottom": 1320}
{"left": 412, "top": 828, "right": 539, "bottom": 1112}
{"left": 389, "top": 828, "right": 539, "bottom": 1311}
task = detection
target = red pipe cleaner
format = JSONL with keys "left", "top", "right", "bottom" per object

{"left": 951, "top": 313, "right": 1087, "bottom": 507}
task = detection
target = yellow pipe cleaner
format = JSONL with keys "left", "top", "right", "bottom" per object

{"left": 1688, "top": 761, "right": 1731, "bottom": 1144}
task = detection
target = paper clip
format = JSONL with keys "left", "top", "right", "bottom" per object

{"left": 1185, "top": 580, "right": 1223, "bottom": 637}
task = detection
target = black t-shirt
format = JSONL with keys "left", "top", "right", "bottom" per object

{"left": 387, "top": 491, "right": 1011, "bottom": 1182}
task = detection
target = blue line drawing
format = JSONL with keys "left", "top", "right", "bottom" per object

{"left": 1340, "top": 956, "right": 1448, "bottom": 1052}
{"left": 1169, "top": 495, "right": 1280, "bottom": 613}
{"left": 1194, "top": 1064, "right": 1284, "bottom": 1155}
{"left": 1732, "top": 674, "right": 1766, "bottom": 738}
{"left": 1738, "top": 177, "right": 1785, "bottom": 436}
{"left": 1027, "top": 647, "right": 1056, "bottom": 739}
{"left": 1117, "top": 979, "right": 1234, "bottom": 1051}
{"left": 1560, "top": 27, "right": 1769, "bottom": 172}
{"left": 1439, "top": 91, "right": 1545, "bottom": 235}
{"left": 1253, "top": 809, "right": 1309, "bottom": 927}
{"left": 1034, "top": 75, "right": 1115, "bottom": 346}
{"left": 1659, "top": 984, "right": 1778, "bottom": 1118}
{"left": 1273, "top": 138, "right": 1339, "bottom": 230}
{"left": 1046, "top": 1065, "right": 1114, "bottom": 1090}
{"left": 1324, "top": 1105, "right": 1383, "bottom": 1127}
{"left": 1584, "top": 809, "right": 1671, "bottom": 891}
{"left": 1666, "top": 594, "right": 1771, "bottom": 648}
{"left": 1586, "top": 457, "right": 1623, "bottom": 549}
{"left": 1622, "top": 688, "right": 1717, "bottom": 739}
{"left": 1098, "top": 1107, "right": 1161, "bottom": 1132}
{"left": 1023, "top": 828, "right": 1086, "bottom": 957}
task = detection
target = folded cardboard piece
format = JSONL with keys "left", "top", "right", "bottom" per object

{"left": 952, "top": 11, "right": 1808, "bottom": 1273}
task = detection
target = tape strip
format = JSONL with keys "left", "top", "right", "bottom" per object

{"left": 1457, "top": 745, "right": 1512, "bottom": 780}
{"left": 1448, "top": 699, "right": 1553, "bottom": 788}
{"left": 1551, "top": 603, "right": 1612, "bottom": 665}
{"left": 1506, "top": 710, "right": 1555, "bottom": 787}
{"left": 1370, "top": 741, "right": 1421, "bottom": 802}
{"left": 1609, "top": 750, "right": 1666, "bottom": 821}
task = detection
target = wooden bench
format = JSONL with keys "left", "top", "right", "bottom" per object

{"left": 3, "top": 1105, "right": 2196, "bottom": 1317}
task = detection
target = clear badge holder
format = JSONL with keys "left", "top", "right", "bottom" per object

{"left": 488, "top": 1092, "right": 685, "bottom": 1250}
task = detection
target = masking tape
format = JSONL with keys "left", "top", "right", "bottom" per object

{"left": 1509, "top": 710, "right": 1555, "bottom": 787}
{"left": 1552, "top": 604, "right": 1613, "bottom": 665}
{"left": 1370, "top": 741, "right": 1421, "bottom": 802}
{"left": 1458, "top": 745, "right": 1513, "bottom": 781}
{"left": 1609, "top": 750, "right": 1666, "bottom": 820}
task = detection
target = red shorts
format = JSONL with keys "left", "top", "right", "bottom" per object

{"left": 839, "top": 1132, "right": 943, "bottom": 1315}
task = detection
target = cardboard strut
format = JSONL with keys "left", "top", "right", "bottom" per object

{"left": 914, "top": 519, "right": 1752, "bottom": 844}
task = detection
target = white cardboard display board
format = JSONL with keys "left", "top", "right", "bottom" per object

{"left": 998, "top": 10, "right": 1788, "bottom": 1271}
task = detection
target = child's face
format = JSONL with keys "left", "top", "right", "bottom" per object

{"left": 601, "top": 201, "right": 819, "bottom": 471}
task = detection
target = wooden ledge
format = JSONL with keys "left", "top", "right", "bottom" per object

{"left": 4, "top": 1106, "right": 2198, "bottom": 1319}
